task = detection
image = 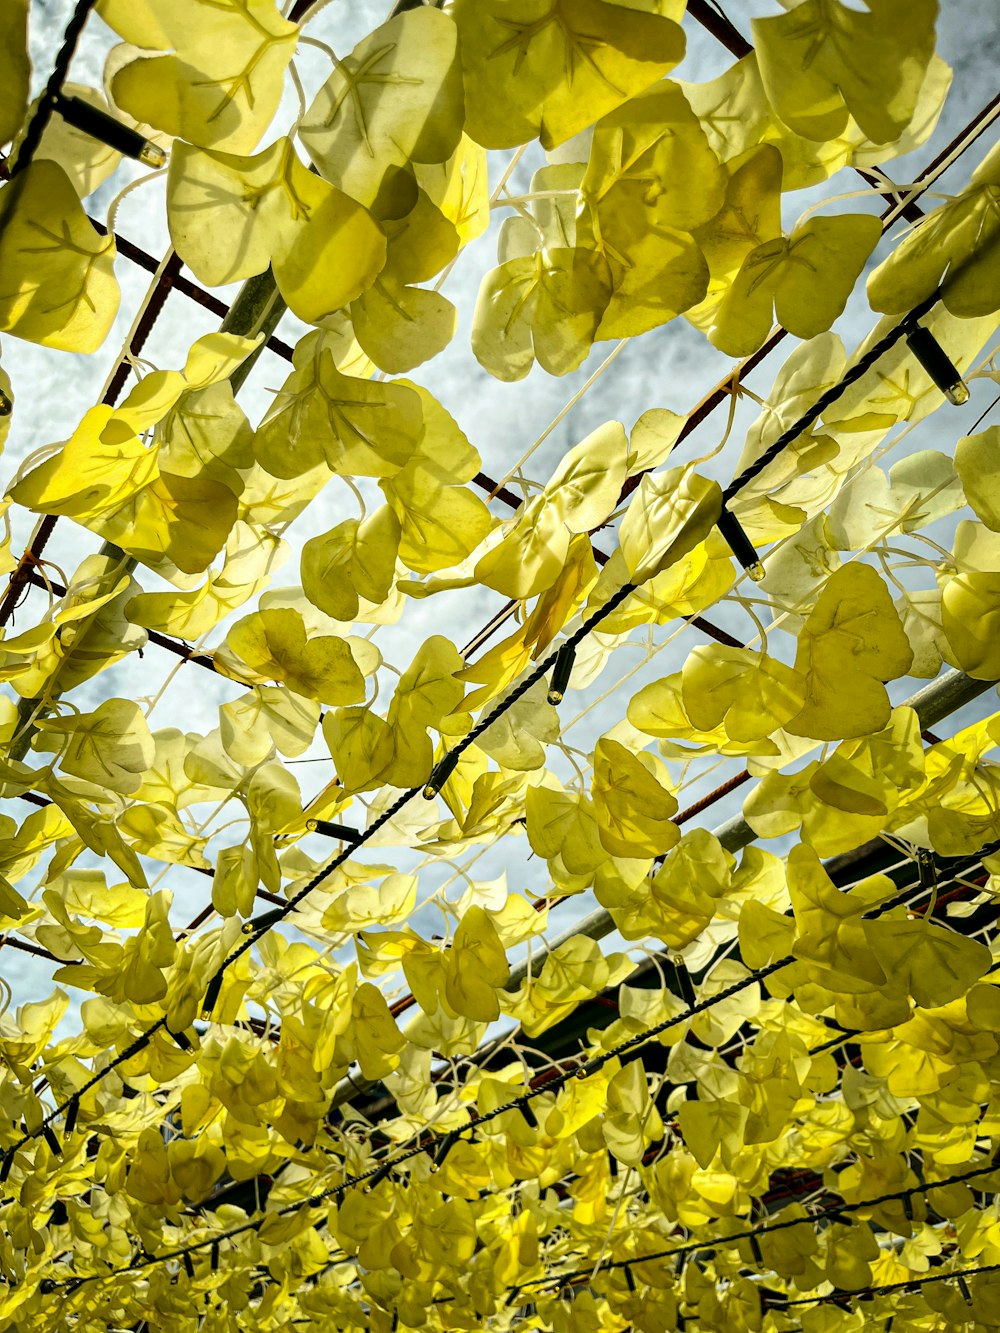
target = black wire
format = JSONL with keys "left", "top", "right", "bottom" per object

{"left": 964, "top": 386, "right": 1000, "bottom": 436}
{"left": 503, "top": 1151, "right": 1000, "bottom": 1300}
{"left": 778, "top": 1260, "right": 1000, "bottom": 1309}
{"left": 8, "top": 0, "right": 97, "bottom": 179}
{"left": 2, "top": 292, "right": 949, "bottom": 1182}
{"left": 40, "top": 856, "right": 992, "bottom": 1297}
{"left": 3, "top": 3, "right": 987, "bottom": 1321}
{"left": 721, "top": 290, "right": 939, "bottom": 503}
{"left": 153, "top": 289, "right": 954, "bottom": 1027}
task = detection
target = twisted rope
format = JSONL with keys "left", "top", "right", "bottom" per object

{"left": 9, "top": 0, "right": 97, "bottom": 179}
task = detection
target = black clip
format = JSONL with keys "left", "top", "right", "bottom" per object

{"left": 306, "top": 819, "right": 361, "bottom": 843}
{"left": 422, "top": 748, "right": 462, "bottom": 800}
{"left": 201, "top": 972, "right": 224, "bottom": 1021}
{"left": 575, "top": 1056, "right": 605, "bottom": 1081}
{"left": 916, "top": 847, "right": 936, "bottom": 893}
{"left": 430, "top": 1130, "right": 460, "bottom": 1173}
{"left": 242, "top": 907, "right": 285, "bottom": 937}
{"left": 673, "top": 958, "right": 696, "bottom": 1006}
{"left": 547, "top": 641, "right": 577, "bottom": 705}
{"left": 517, "top": 1097, "right": 538, "bottom": 1130}
{"left": 53, "top": 92, "right": 166, "bottom": 169}
{"left": 64, "top": 1096, "right": 80, "bottom": 1137}
{"left": 904, "top": 323, "right": 969, "bottom": 406}
{"left": 363, "top": 1159, "right": 395, "bottom": 1194}
{"left": 717, "top": 507, "right": 764, "bottom": 582}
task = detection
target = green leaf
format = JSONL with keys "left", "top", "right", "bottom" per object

{"left": 582, "top": 81, "right": 727, "bottom": 236}
{"left": 618, "top": 467, "right": 722, "bottom": 585}
{"left": 787, "top": 563, "right": 913, "bottom": 741}
{"left": 351, "top": 275, "right": 457, "bottom": 375}
{"left": 222, "top": 607, "right": 366, "bottom": 706}
{"left": 677, "top": 1098, "right": 748, "bottom": 1171}
{"left": 384, "top": 466, "right": 492, "bottom": 576}
{"left": 220, "top": 686, "right": 320, "bottom": 764}
{"left": 681, "top": 645, "right": 807, "bottom": 743}
{"left": 867, "top": 141, "right": 1000, "bottom": 317}
{"left": 692, "top": 144, "right": 783, "bottom": 280}
{"left": 863, "top": 917, "right": 991, "bottom": 1009}
{"left": 89, "top": 470, "right": 239, "bottom": 576}
{"left": 0, "top": 161, "right": 119, "bottom": 352}
{"left": 323, "top": 706, "right": 395, "bottom": 795}
{"left": 472, "top": 248, "right": 612, "bottom": 382}
{"left": 602, "top": 1059, "right": 662, "bottom": 1166}
{"left": 301, "top": 506, "right": 401, "bottom": 622}
{"left": 940, "top": 570, "right": 1000, "bottom": 680}
{"left": 384, "top": 636, "right": 465, "bottom": 787}
{"left": 525, "top": 786, "right": 608, "bottom": 878}
{"left": 0, "top": 0, "right": 30, "bottom": 146}
{"left": 956, "top": 427, "right": 1000, "bottom": 532}
{"left": 125, "top": 522, "right": 284, "bottom": 639}
{"left": 254, "top": 332, "right": 424, "bottom": 480}
{"left": 101, "top": 0, "right": 298, "bottom": 153}
{"left": 751, "top": 0, "right": 937, "bottom": 144}
{"left": 300, "top": 7, "right": 463, "bottom": 215}
{"left": 455, "top": 0, "right": 685, "bottom": 150}
{"left": 157, "top": 381, "right": 254, "bottom": 494}
{"left": 710, "top": 214, "right": 882, "bottom": 358}
{"left": 34, "top": 699, "right": 155, "bottom": 797}
{"left": 168, "top": 137, "right": 387, "bottom": 323}
{"left": 577, "top": 82, "right": 721, "bottom": 337}
{"left": 474, "top": 421, "right": 626, "bottom": 599}
{"left": 591, "top": 737, "right": 678, "bottom": 859}
{"left": 499, "top": 163, "right": 584, "bottom": 262}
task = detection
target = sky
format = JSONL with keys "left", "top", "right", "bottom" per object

{"left": 1, "top": 0, "right": 998, "bottom": 1022}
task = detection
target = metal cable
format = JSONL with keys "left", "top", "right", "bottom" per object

{"left": 41, "top": 850, "right": 994, "bottom": 1296}
{"left": 722, "top": 290, "right": 940, "bottom": 502}
{"left": 0, "top": 290, "right": 953, "bottom": 1170}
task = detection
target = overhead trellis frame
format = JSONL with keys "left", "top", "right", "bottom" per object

{"left": 0, "top": 279, "right": 969, "bottom": 1164}
{"left": 0, "top": 0, "right": 999, "bottom": 1328}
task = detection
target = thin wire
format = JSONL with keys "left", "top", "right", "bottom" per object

{"left": 778, "top": 1261, "right": 1000, "bottom": 1309}
{"left": 0, "top": 289, "right": 953, "bottom": 1176}
{"left": 41, "top": 846, "right": 990, "bottom": 1295}
{"left": 486, "top": 341, "right": 629, "bottom": 500}
{"left": 965, "top": 387, "right": 1000, "bottom": 436}
{"left": 722, "top": 290, "right": 939, "bottom": 502}
{"left": 514, "top": 1154, "right": 1000, "bottom": 1298}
